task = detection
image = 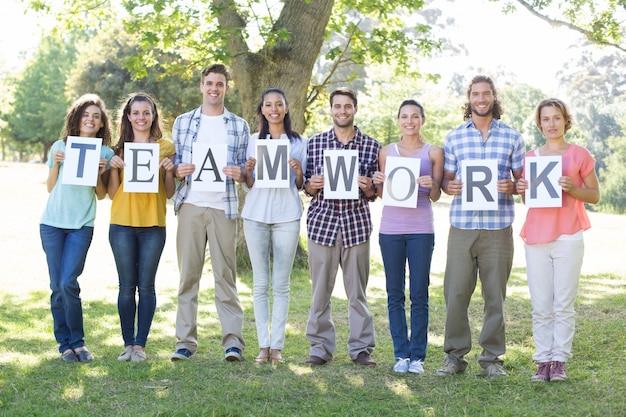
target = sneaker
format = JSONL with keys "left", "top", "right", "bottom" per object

{"left": 531, "top": 362, "right": 551, "bottom": 382}
{"left": 352, "top": 351, "right": 377, "bottom": 367}
{"left": 75, "top": 348, "right": 94, "bottom": 363}
{"left": 393, "top": 358, "right": 410, "bottom": 373}
{"left": 131, "top": 350, "right": 147, "bottom": 363}
{"left": 436, "top": 362, "right": 461, "bottom": 376}
{"left": 170, "top": 348, "right": 193, "bottom": 361}
{"left": 408, "top": 360, "right": 424, "bottom": 374}
{"left": 225, "top": 347, "right": 243, "bottom": 362}
{"left": 483, "top": 363, "right": 508, "bottom": 378}
{"left": 550, "top": 361, "right": 567, "bottom": 382}
{"left": 117, "top": 347, "right": 133, "bottom": 361}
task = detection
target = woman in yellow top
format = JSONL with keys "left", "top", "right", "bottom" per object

{"left": 107, "top": 93, "right": 176, "bottom": 362}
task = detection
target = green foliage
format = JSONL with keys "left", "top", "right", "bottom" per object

{"left": 6, "top": 36, "right": 77, "bottom": 161}
{"left": 498, "top": 82, "right": 546, "bottom": 150}
{"left": 66, "top": 26, "right": 202, "bottom": 133}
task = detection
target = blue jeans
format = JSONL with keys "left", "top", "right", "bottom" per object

{"left": 244, "top": 219, "right": 300, "bottom": 350}
{"left": 379, "top": 233, "right": 434, "bottom": 361}
{"left": 40, "top": 224, "right": 94, "bottom": 353}
{"left": 109, "top": 225, "right": 166, "bottom": 347}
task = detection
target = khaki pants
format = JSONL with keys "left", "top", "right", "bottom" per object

{"left": 174, "top": 204, "right": 245, "bottom": 354}
{"left": 305, "top": 230, "right": 375, "bottom": 361}
{"left": 442, "top": 226, "right": 513, "bottom": 370}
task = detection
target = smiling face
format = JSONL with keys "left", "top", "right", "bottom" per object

{"left": 397, "top": 104, "right": 424, "bottom": 137}
{"left": 127, "top": 100, "right": 154, "bottom": 134}
{"left": 469, "top": 81, "right": 495, "bottom": 118}
{"left": 331, "top": 93, "right": 357, "bottom": 128}
{"left": 261, "top": 91, "right": 288, "bottom": 127}
{"left": 539, "top": 105, "right": 566, "bottom": 141}
{"left": 79, "top": 104, "right": 104, "bottom": 137}
{"left": 201, "top": 72, "right": 229, "bottom": 109}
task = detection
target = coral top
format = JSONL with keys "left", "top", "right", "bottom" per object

{"left": 520, "top": 144, "right": 595, "bottom": 244}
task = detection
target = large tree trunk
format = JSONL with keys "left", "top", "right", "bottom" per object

{"left": 214, "top": 0, "right": 335, "bottom": 269}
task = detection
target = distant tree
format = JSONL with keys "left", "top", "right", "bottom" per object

{"left": 66, "top": 27, "right": 204, "bottom": 132}
{"left": 7, "top": 36, "right": 76, "bottom": 162}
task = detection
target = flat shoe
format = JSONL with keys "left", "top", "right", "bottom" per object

{"left": 75, "top": 348, "right": 94, "bottom": 363}
{"left": 117, "top": 347, "right": 133, "bottom": 361}
{"left": 304, "top": 355, "right": 327, "bottom": 366}
{"left": 131, "top": 350, "right": 146, "bottom": 363}
{"left": 62, "top": 350, "right": 78, "bottom": 363}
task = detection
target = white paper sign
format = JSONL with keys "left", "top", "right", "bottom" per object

{"left": 61, "top": 136, "right": 102, "bottom": 186}
{"left": 255, "top": 139, "right": 290, "bottom": 189}
{"left": 382, "top": 156, "right": 421, "bottom": 208}
{"left": 323, "top": 149, "right": 359, "bottom": 200}
{"left": 123, "top": 142, "right": 160, "bottom": 193}
{"left": 524, "top": 155, "right": 562, "bottom": 208}
{"left": 191, "top": 142, "right": 228, "bottom": 192}
{"left": 461, "top": 159, "right": 498, "bottom": 210}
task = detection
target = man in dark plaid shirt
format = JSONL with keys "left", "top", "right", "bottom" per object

{"left": 303, "top": 87, "right": 381, "bottom": 367}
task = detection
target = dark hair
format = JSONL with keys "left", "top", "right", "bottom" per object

{"left": 330, "top": 87, "right": 358, "bottom": 107}
{"left": 201, "top": 63, "right": 231, "bottom": 84}
{"left": 60, "top": 94, "right": 112, "bottom": 146}
{"left": 256, "top": 87, "right": 300, "bottom": 141}
{"left": 535, "top": 98, "right": 573, "bottom": 134}
{"left": 462, "top": 75, "right": 503, "bottom": 120}
{"left": 113, "top": 92, "right": 163, "bottom": 155}
{"left": 397, "top": 99, "right": 425, "bottom": 119}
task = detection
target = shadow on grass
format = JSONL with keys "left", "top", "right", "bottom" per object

{"left": 0, "top": 267, "right": 624, "bottom": 416}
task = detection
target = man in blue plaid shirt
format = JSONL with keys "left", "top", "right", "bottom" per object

{"left": 436, "top": 75, "right": 525, "bottom": 378}
{"left": 169, "top": 64, "right": 249, "bottom": 363}
{"left": 302, "top": 87, "right": 381, "bottom": 367}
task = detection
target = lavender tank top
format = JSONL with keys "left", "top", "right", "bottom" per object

{"left": 379, "top": 143, "right": 434, "bottom": 234}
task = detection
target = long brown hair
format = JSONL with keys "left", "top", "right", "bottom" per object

{"left": 113, "top": 92, "right": 163, "bottom": 155}
{"left": 60, "top": 94, "right": 112, "bottom": 146}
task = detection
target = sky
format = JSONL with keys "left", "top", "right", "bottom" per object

{"left": 0, "top": 0, "right": 585, "bottom": 96}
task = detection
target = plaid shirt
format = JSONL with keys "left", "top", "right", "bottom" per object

{"left": 444, "top": 118, "right": 525, "bottom": 230}
{"left": 305, "top": 126, "right": 381, "bottom": 247}
{"left": 172, "top": 106, "right": 250, "bottom": 219}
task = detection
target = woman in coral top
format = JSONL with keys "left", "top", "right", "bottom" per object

{"left": 108, "top": 93, "right": 176, "bottom": 362}
{"left": 516, "top": 98, "right": 600, "bottom": 382}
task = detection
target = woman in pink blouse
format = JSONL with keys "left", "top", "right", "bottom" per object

{"left": 516, "top": 98, "right": 600, "bottom": 382}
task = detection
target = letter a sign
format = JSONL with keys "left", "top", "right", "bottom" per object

{"left": 323, "top": 150, "right": 359, "bottom": 200}
{"left": 191, "top": 143, "right": 228, "bottom": 192}
{"left": 524, "top": 156, "right": 562, "bottom": 208}
{"left": 461, "top": 159, "right": 498, "bottom": 211}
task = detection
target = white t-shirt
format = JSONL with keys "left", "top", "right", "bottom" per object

{"left": 185, "top": 114, "right": 228, "bottom": 210}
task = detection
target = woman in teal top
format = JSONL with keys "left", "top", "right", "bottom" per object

{"left": 40, "top": 94, "right": 114, "bottom": 363}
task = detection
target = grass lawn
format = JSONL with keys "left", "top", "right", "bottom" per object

{"left": 0, "top": 262, "right": 624, "bottom": 417}
{"left": 0, "top": 162, "right": 624, "bottom": 416}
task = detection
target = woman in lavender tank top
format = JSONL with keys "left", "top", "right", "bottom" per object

{"left": 372, "top": 100, "right": 443, "bottom": 374}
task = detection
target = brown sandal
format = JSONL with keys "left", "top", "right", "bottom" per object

{"left": 254, "top": 348, "right": 270, "bottom": 363}
{"left": 270, "top": 349, "right": 283, "bottom": 365}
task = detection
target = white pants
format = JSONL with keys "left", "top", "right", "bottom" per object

{"left": 244, "top": 219, "right": 300, "bottom": 350}
{"left": 525, "top": 234, "right": 584, "bottom": 363}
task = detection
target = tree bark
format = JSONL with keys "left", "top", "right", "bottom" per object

{"left": 213, "top": 0, "right": 334, "bottom": 269}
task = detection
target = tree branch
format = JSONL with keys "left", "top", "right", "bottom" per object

{"left": 513, "top": 0, "right": 626, "bottom": 53}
